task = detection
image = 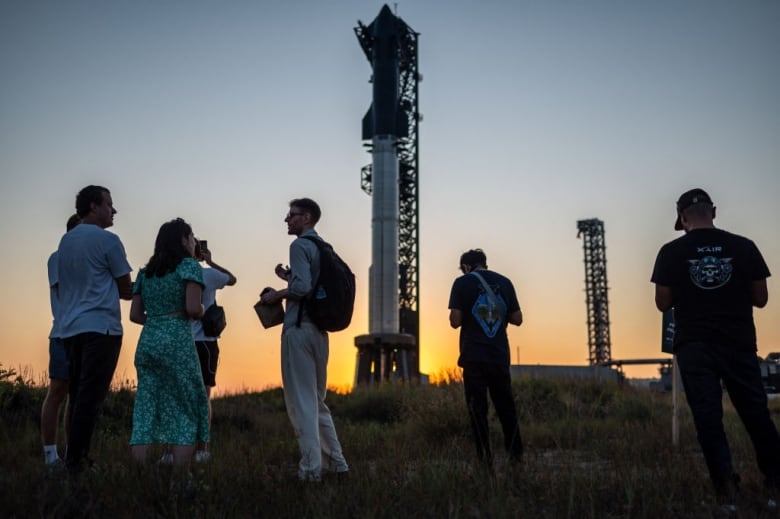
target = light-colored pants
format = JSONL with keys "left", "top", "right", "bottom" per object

{"left": 281, "top": 322, "right": 348, "bottom": 480}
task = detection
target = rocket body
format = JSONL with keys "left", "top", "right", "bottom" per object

{"left": 369, "top": 136, "right": 399, "bottom": 333}
{"left": 354, "top": 4, "right": 419, "bottom": 385}
{"left": 358, "top": 4, "right": 408, "bottom": 334}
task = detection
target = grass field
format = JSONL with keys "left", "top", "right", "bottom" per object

{"left": 1, "top": 364, "right": 778, "bottom": 518}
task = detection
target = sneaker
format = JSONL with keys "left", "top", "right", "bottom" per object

{"left": 194, "top": 451, "right": 210, "bottom": 463}
{"left": 324, "top": 465, "right": 349, "bottom": 480}
{"left": 45, "top": 458, "right": 65, "bottom": 472}
{"left": 768, "top": 498, "right": 778, "bottom": 511}
{"left": 158, "top": 453, "right": 174, "bottom": 465}
{"left": 298, "top": 470, "right": 322, "bottom": 482}
{"left": 714, "top": 503, "right": 738, "bottom": 517}
{"left": 325, "top": 460, "right": 350, "bottom": 474}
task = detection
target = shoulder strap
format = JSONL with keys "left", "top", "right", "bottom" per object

{"left": 295, "top": 235, "right": 322, "bottom": 327}
{"left": 470, "top": 271, "right": 504, "bottom": 315}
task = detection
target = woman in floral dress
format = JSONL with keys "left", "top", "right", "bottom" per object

{"left": 129, "top": 218, "right": 209, "bottom": 466}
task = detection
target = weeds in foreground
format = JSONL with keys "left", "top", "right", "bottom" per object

{"left": 1, "top": 376, "right": 779, "bottom": 518}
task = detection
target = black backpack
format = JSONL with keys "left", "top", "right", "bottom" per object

{"left": 296, "top": 236, "right": 356, "bottom": 332}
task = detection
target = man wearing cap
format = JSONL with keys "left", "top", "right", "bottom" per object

{"left": 651, "top": 188, "right": 780, "bottom": 509}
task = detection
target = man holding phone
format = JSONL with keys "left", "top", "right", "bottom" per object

{"left": 190, "top": 239, "right": 236, "bottom": 462}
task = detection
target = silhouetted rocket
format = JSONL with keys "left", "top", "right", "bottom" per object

{"left": 356, "top": 4, "right": 412, "bottom": 334}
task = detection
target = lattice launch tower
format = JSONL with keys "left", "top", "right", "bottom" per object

{"left": 576, "top": 219, "right": 612, "bottom": 365}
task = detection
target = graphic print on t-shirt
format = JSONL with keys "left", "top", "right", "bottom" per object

{"left": 688, "top": 255, "right": 733, "bottom": 289}
{"left": 470, "top": 287, "right": 506, "bottom": 338}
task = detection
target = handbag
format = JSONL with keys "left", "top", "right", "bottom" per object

{"left": 254, "top": 287, "right": 285, "bottom": 328}
{"left": 202, "top": 303, "right": 227, "bottom": 337}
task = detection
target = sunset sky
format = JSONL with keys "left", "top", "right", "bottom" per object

{"left": 1, "top": 1, "right": 778, "bottom": 395}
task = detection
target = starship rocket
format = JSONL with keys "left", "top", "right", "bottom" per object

{"left": 356, "top": 4, "right": 410, "bottom": 335}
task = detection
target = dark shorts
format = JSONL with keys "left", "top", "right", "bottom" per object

{"left": 196, "top": 340, "right": 219, "bottom": 387}
{"left": 48, "top": 338, "right": 69, "bottom": 380}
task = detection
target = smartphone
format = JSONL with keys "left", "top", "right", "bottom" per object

{"left": 199, "top": 240, "right": 208, "bottom": 251}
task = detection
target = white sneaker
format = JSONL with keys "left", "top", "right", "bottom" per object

{"left": 714, "top": 503, "right": 738, "bottom": 518}
{"left": 45, "top": 458, "right": 65, "bottom": 471}
{"left": 298, "top": 470, "right": 321, "bottom": 482}
{"left": 158, "top": 453, "right": 174, "bottom": 465}
{"left": 194, "top": 451, "right": 210, "bottom": 463}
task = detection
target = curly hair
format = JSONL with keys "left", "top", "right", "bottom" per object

{"left": 75, "top": 185, "right": 109, "bottom": 218}
{"left": 144, "top": 218, "right": 194, "bottom": 278}
{"left": 460, "top": 248, "right": 487, "bottom": 270}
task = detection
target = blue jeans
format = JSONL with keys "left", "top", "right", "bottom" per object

{"left": 676, "top": 341, "right": 780, "bottom": 495}
{"left": 462, "top": 361, "right": 523, "bottom": 464}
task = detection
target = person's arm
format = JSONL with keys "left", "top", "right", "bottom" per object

{"left": 203, "top": 250, "right": 237, "bottom": 286}
{"left": 449, "top": 309, "right": 462, "bottom": 329}
{"left": 116, "top": 273, "right": 133, "bottom": 300}
{"left": 752, "top": 279, "right": 768, "bottom": 308}
{"left": 129, "top": 294, "right": 146, "bottom": 324}
{"left": 260, "top": 286, "right": 288, "bottom": 305}
{"left": 508, "top": 308, "right": 523, "bottom": 326}
{"left": 655, "top": 285, "right": 673, "bottom": 312}
{"left": 186, "top": 281, "right": 204, "bottom": 319}
{"left": 286, "top": 239, "right": 314, "bottom": 301}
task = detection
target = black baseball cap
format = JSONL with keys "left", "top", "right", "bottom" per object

{"left": 675, "top": 188, "right": 713, "bottom": 230}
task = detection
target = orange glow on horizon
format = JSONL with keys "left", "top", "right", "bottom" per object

{"left": 8, "top": 285, "right": 779, "bottom": 396}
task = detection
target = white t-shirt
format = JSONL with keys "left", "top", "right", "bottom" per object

{"left": 57, "top": 223, "right": 132, "bottom": 338}
{"left": 191, "top": 267, "right": 230, "bottom": 341}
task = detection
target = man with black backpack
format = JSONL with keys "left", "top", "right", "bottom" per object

{"left": 259, "top": 198, "right": 350, "bottom": 481}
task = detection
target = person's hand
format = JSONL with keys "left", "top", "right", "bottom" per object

{"left": 275, "top": 263, "right": 290, "bottom": 281}
{"left": 260, "top": 287, "right": 280, "bottom": 305}
{"left": 203, "top": 249, "right": 213, "bottom": 264}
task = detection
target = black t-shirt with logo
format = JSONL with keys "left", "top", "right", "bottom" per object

{"left": 448, "top": 270, "right": 521, "bottom": 366}
{"left": 651, "top": 228, "right": 770, "bottom": 350}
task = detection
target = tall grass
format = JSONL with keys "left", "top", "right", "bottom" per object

{"left": 1, "top": 368, "right": 779, "bottom": 518}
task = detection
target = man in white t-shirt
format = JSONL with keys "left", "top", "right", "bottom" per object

{"left": 58, "top": 185, "right": 133, "bottom": 474}
{"left": 190, "top": 240, "right": 236, "bottom": 461}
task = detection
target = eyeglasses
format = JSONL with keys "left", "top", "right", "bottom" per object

{"left": 285, "top": 211, "right": 305, "bottom": 220}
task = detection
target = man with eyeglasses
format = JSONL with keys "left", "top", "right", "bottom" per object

{"left": 259, "top": 198, "right": 349, "bottom": 482}
{"left": 448, "top": 248, "right": 524, "bottom": 474}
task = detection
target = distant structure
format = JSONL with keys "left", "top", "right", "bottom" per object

{"left": 353, "top": 4, "right": 421, "bottom": 385}
{"left": 576, "top": 219, "right": 612, "bottom": 365}
{"left": 760, "top": 353, "right": 780, "bottom": 393}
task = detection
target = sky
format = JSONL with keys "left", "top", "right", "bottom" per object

{"left": 1, "top": 0, "right": 778, "bottom": 395}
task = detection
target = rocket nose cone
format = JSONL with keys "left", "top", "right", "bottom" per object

{"left": 376, "top": 4, "right": 396, "bottom": 27}
{"left": 378, "top": 4, "right": 394, "bottom": 18}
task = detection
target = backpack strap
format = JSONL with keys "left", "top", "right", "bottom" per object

{"left": 470, "top": 271, "right": 505, "bottom": 317}
{"left": 295, "top": 235, "right": 323, "bottom": 328}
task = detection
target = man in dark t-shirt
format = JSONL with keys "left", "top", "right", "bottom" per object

{"left": 449, "top": 248, "right": 524, "bottom": 471}
{"left": 651, "top": 188, "right": 780, "bottom": 509}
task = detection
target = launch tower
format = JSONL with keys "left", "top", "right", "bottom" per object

{"left": 576, "top": 219, "right": 612, "bottom": 365}
{"left": 354, "top": 5, "right": 420, "bottom": 384}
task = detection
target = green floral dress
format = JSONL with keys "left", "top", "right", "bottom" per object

{"left": 130, "top": 257, "right": 209, "bottom": 446}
